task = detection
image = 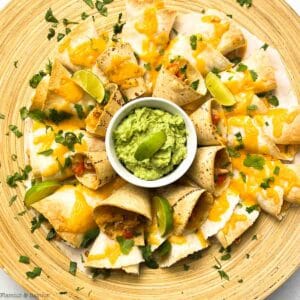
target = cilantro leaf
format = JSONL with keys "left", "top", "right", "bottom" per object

{"left": 26, "top": 267, "right": 42, "bottom": 279}
{"left": 116, "top": 236, "right": 134, "bottom": 255}
{"left": 243, "top": 154, "right": 265, "bottom": 170}
{"left": 45, "top": 8, "right": 58, "bottom": 23}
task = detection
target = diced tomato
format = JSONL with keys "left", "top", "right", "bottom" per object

{"left": 72, "top": 161, "right": 85, "bottom": 176}
{"left": 212, "top": 112, "right": 221, "bottom": 125}
{"left": 123, "top": 229, "right": 134, "bottom": 239}
{"left": 216, "top": 174, "right": 227, "bottom": 185}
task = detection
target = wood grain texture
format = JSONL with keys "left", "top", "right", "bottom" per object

{"left": 0, "top": 0, "right": 299, "bottom": 299}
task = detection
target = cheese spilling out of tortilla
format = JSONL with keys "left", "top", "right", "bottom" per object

{"left": 227, "top": 115, "right": 293, "bottom": 161}
{"left": 190, "top": 99, "right": 227, "bottom": 146}
{"left": 201, "top": 189, "right": 240, "bottom": 239}
{"left": 217, "top": 201, "right": 260, "bottom": 248}
{"left": 158, "top": 230, "right": 209, "bottom": 267}
{"left": 173, "top": 9, "right": 246, "bottom": 55}
{"left": 57, "top": 20, "right": 109, "bottom": 71}
{"left": 187, "top": 146, "right": 232, "bottom": 197}
{"left": 85, "top": 83, "right": 124, "bottom": 137}
{"left": 85, "top": 231, "right": 144, "bottom": 269}
{"left": 97, "top": 43, "right": 146, "bottom": 100}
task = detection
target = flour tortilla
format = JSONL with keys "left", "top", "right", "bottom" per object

{"left": 217, "top": 202, "right": 260, "bottom": 248}
{"left": 284, "top": 164, "right": 300, "bottom": 204}
{"left": 94, "top": 183, "right": 152, "bottom": 221}
{"left": 158, "top": 185, "right": 213, "bottom": 235}
{"left": 85, "top": 83, "right": 124, "bottom": 137}
{"left": 187, "top": 146, "right": 232, "bottom": 196}
{"left": 97, "top": 43, "right": 146, "bottom": 100}
{"left": 30, "top": 76, "right": 49, "bottom": 111}
{"left": 190, "top": 99, "right": 227, "bottom": 146}
{"left": 152, "top": 64, "right": 206, "bottom": 106}
{"left": 73, "top": 151, "right": 116, "bottom": 190}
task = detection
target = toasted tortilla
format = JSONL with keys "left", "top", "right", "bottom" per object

{"left": 158, "top": 185, "right": 213, "bottom": 235}
{"left": 201, "top": 189, "right": 240, "bottom": 239}
{"left": 72, "top": 151, "right": 116, "bottom": 190}
{"left": 32, "top": 185, "right": 98, "bottom": 248}
{"left": 152, "top": 63, "right": 206, "bottom": 106}
{"left": 217, "top": 201, "right": 260, "bottom": 248}
{"left": 173, "top": 9, "right": 246, "bottom": 55}
{"left": 227, "top": 115, "right": 293, "bottom": 161}
{"left": 85, "top": 83, "right": 124, "bottom": 137}
{"left": 97, "top": 43, "right": 146, "bottom": 100}
{"left": 30, "top": 76, "right": 50, "bottom": 111}
{"left": 190, "top": 99, "right": 227, "bottom": 146}
{"left": 187, "top": 146, "right": 232, "bottom": 196}
{"left": 85, "top": 231, "right": 144, "bottom": 269}
{"left": 56, "top": 20, "right": 108, "bottom": 71}
{"left": 167, "top": 34, "right": 232, "bottom": 75}
{"left": 283, "top": 164, "right": 300, "bottom": 204}
{"left": 158, "top": 230, "right": 209, "bottom": 267}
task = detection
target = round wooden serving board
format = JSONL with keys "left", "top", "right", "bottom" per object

{"left": 0, "top": 0, "right": 299, "bottom": 299}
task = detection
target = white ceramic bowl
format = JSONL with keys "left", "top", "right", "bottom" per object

{"left": 105, "top": 97, "right": 197, "bottom": 188}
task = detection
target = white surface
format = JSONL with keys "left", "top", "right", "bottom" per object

{"left": 0, "top": 0, "right": 299, "bottom": 298}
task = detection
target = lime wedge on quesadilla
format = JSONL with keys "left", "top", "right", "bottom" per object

{"left": 153, "top": 196, "right": 173, "bottom": 237}
{"left": 73, "top": 70, "right": 105, "bottom": 103}
{"left": 205, "top": 72, "right": 236, "bottom": 106}
{"left": 25, "top": 181, "right": 61, "bottom": 208}
{"left": 134, "top": 131, "right": 167, "bottom": 161}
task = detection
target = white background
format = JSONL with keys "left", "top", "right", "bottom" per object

{"left": 0, "top": 0, "right": 299, "bottom": 299}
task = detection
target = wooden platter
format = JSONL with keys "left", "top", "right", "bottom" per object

{"left": 0, "top": 0, "right": 299, "bottom": 299}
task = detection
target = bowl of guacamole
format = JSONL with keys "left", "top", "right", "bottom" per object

{"left": 106, "top": 97, "right": 197, "bottom": 188}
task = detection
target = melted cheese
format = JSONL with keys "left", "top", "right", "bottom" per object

{"left": 169, "top": 235, "right": 187, "bottom": 245}
{"left": 221, "top": 213, "right": 247, "bottom": 235}
{"left": 88, "top": 243, "right": 121, "bottom": 265}
{"left": 53, "top": 77, "right": 84, "bottom": 103}
{"left": 196, "top": 230, "right": 207, "bottom": 247}
{"left": 208, "top": 192, "right": 230, "bottom": 222}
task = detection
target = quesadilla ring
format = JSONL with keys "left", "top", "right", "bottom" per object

{"left": 227, "top": 115, "right": 293, "bottom": 161}
{"left": 173, "top": 9, "right": 246, "bottom": 56}
{"left": 71, "top": 151, "right": 116, "bottom": 190}
{"left": 97, "top": 42, "right": 147, "bottom": 100}
{"left": 253, "top": 107, "right": 300, "bottom": 145}
{"left": 190, "top": 99, "right": 227, "bottom": 146}
{"left": 85, "top": 231, "right": 144, "bottom": 270}
{"left": 167, "top": 34, "right": 232, "bottom": 76}
{"left": 187, "top": 146, "right": 232, "bottom": 196}
{"left": 152, "top": 58, "right": 206, "bottom": 106}
{"left": 158, "top": 230, "right": 209, "bottom": 268}
{"left": 56, "top": 19, "right": 109, "bottom": 71}
{"left": 201, "top": 189, "right": 240, "bottom": 239}
{"left": 216, "top": 201, "right": 260, "bottom": 248}
{"left": 93, "top": 183, "right": 151, "bottom": 240}
{"left": 220, "top": 49, "right": 277, "bottom": 95}
{"left": 157, "top": 185, "right": 214, "bottom": 236}
{"left": 26, "top": 119, "right": 105, "bottom": 181}
{"left": 85, "top": 83, "right": 125, "bottom": 137}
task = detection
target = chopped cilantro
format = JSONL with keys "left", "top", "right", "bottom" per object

{"left": 144, "top": 63, "right": 152, "bottom": 71}
{"left": 155, "top": 64, "right": 162, "bottom": 71}
{"left": 83, "top": 0, "right": 94, "bottom": 8}
{"left": 236, "top": 63, "right": 247, "bottom": 72}
{"left": 140, "top": 245, "right": 158, "bottom": 269}
{"left": 191, "top": 79, "right": 200, "bottom": 90}
{"left": 48, "top": 109, "right": 72, "bottom": 124}
{"left": 155, "top": 240, "right": 171, "bottom": 258}
{"left": 81, "top": 12, "right": 89, "bottom": 20}
{"left": 260, "top": 177, "right": 275, "bottom": 189}
{"left": 14, "top": 60, "right": 19, "bottom": 68}
{"left": 9, "top": 195, "right": 17, "bottom": 206}
{"left": 190, "top": 35, "right": 197, "bottom": 50}
{"left": 221, "top": 253, "right": 231, "bottom": 261}
{"left": 80, "top": 228, "right": 100, "bottom": 248}
{"left": 45, "top": 8, "right": 58, "bottom": 23}
{"left": 116, "top": 236, "right": 134, "bottom": 255}
{"left": 19, "top": 255, "right": 30, "bottom": 264}
{"left": 19, "top": 107, "right": 29, "bottom": 120}
{"left": 74, "top": 104, "right": 85, "bottom": 119}
{"left": 26, "top": 267, "right": 42, "bottom": 279}
{"left": 261, "top": 43, "right": 269, "bottom": 51}
{"left": 249, "top": 70, "right": 258, "bottom": 81}
{"left": 179, "top": 64, "right": 187, "bottom": 74}
{"left": 9, "top": 125, "right": 23, "bottom": 137}
{"left": 31, "top": 214, "right": 46, "bottom": 233}
{"left": 63, "top": 18, "right": 78, "bottom": 26}
{"left": 247, "top": 104, "right": 258, "bottom": 111}
{"left": 69, "top": 261, "right": 77, "bottom": 276}
{"left": 267, "top": 95, "right": 279, "bottom": 107}
{"left": 57, "top": 33, "right": 65, "bottom": 42}
{"left": 227, "top": 146, "right": 241, "bottom": 158}
{"left": 240, "top": 172, "right": 247, "bottom": 183}
{"left": 96, "top": 1, "right": 108, "bottom": 17}
{"left": 55, "top": 131, "right": 84, "bottom": 152}
{"left": 218, "top": 270, "right": 230, "bottom": 281}
{"left": 0, "top": 113, "right": 5, "bottom": 119}
{"left": 47, "top": 28, "right": 56, "bottom": 40}
{"left": 252, "top": 234, "right": 257, "bottom": 240}
{"left": 37, "top": 149, "right": 53, "bottom": 156}
{"left": 246, "top": 204, "right": 259, "bottom": 213}
{"left": 237, "top": 0, "right": 252, "bottom": 8}
{"left": 273, "top": 166, "right": 280, "bottom": 176}
{"left": 212, "top": 67, "right": 221, "bottom": 75}
{"left": 113, "top": 13, "right": 125, "bottom": 35}
{"left": 7, "top": 165, "right": 32, "bottom": 187}
{"left": 29, "top": 71, "right": 46, "bottom": 88}
{"left": 243, "top": 154, "right": 265, "bottom": 170}
{"left": 46, "top": 228, "right": 57, "bottom": 241}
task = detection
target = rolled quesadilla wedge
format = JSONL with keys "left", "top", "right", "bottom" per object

{"left": 152, "top": 58, "right": 206, "bottom": 106}
{"left": 56, "top": 20, "right": 109, "bottom": 71}
{"left": 26, "top": 119, "right": 105, "bottom": 181}
{"left": 173, "top": 9, "right": 246, "bottom": 55}
{"left": 97, "top": 43, "right": 146, "bottom": 100}
{"left": 85, "top": 83, "right": 125, "bottom": 137}
{"left": 190, "top": 99, "right": 227, "bottom": 146}
{"left": 167, "top": 34, "right": 232, "bottom": 75}
{"left": 93, "top": 183, "right": 151, "bottom": 240}
{"left": 254, "top": 107, "right": 300, "bottom": 145}
{"left": 227, "top": 115, "right": 293, "bottom": 161}
{"left": 201, "top": 189, "right": 240, "bottom": 239}
{"left": 85, "top": 231, "right": 144, "bottom": 270}
{"left": 187, "top": 146, "right": 232, "bottom": 197}
{"left": 216, "top": 201, "right": 260, "bottom": 248}
{"left": 31, "top": 184, "right": 98, "bottom": 247}
{"left": 158, "top": 230, "right": 209, "bottom": 268}
{"left": 158, "top": 185, "right": 214, "bottom": 236}
{"left": 72, "top": 151, "right": 116, "bottom": 190}
{"left": 220, "top": 49, "right": 277, "bottom": 95}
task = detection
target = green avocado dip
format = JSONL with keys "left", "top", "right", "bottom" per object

{"left": 114, "top": 107, "right": 187, "bottom": 180}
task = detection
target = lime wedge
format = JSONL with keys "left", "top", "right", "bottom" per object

{"left": 134, "top": 131, "right": 166, "bottom": 161}
{"left": 153, "top": 196, "right": 173, "bottom": 237}
{"left": 24, "top": 181, "right": 61, "bottom": 208}
{"left": 73, "top": 70, "right": 105, "bottom": 103}
{"left": 205, "top": 72, "right": 236, "bottom": 106}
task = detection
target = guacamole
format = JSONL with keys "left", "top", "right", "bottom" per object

{"left": 114, "top": 107, "right": 187, "bottom": 180}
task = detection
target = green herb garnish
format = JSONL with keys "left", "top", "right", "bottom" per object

{"left": 46, "top": 228, "right": 57, "bottom": 241}
{"left": 57, "top": 33, "right": 65, "bottom": 42}
{"left": 9, "top": 195, "right": 17, "bottom": 206}
{"left": 243, "top": 154, "right": 265, "bottom": 170}
{"left": 83, "top": 0, "right": 94, "bottom": 8}
{"left": 81, "top": 12, "right": 90, "bottom": 20}
{"left": 26, "top": 267, "right": 42, "bottom": 279}
{"left": 55, "top": 131, "right": 84, "bottom": 152}
{"left": 9, "top": 125, "right": 23, "bottom": 137}
{"left": 38, "top": 149, "right": 53, "bottom": 156}
{"left": 140, "top": 245, "right": 158, "bottom": 269}
{"left": 116, "top": 236, "right": 134, "bottom": 255}
{"left": 247, "top": 104, "right": 258, "bottom": 111}
{"left": 47, "top": 28, "right": 56, "bottom": 40}
{"left": 29, "top": 71, "right": 46, "bottom": 88}
{"left": 80, "top": 228, "right": 100, "bottom": 248}
{"left": 236, "top": 63, "right": 247, "bottom": 72}
{"left": 221, "top": 253, "right": 231, "bottom": 261}
{"left": 113, "top": 13, "right": 125, "bottom": 35}
{"left": 239, "top": 172, "right": 247, "bottom": 183}
{"left": 273, "top": 166, "right": 280, "bottom": 176}
{"left": 261, "top": 43, "right": 269, "bottom": 51}
{"left": 31, "top": 214, "right": 46, "bottom": 233}
{"left": 14, "top": 60, "right": 19, "bottom": 68}
{"left": 144, "top": 63, "right": 152, "bottom": 71}
{"left": 236, "top": 0, "right": 252, "bottom": 8}
{"left": 19, "top": 255, "right": 30, "bottom": 264}
{"left": 96, "top": 1, "right": 108, "bottom": 17}
{"left": 155, "top": 240, "right": 171, "bottom": 258}
{"left": 74, "top": 104, "right": 85, "bottom": 119}
{"left": 48, "top": 109, "right": 72, "bottom": 124}
{"left": 227, "top": 146, "right": 241, "bottom": 158}
{"left": 190, "top": 35, "right": 197, "bottom": 50}
{"left": 260, "top": 177, "right": 275, "bottom": 189}
{"left": 246, "top": 205, "right": 259, "bottom": 213}
{"left": 7, "top": 165, "right": 32, "bottom": 187}
{"left": 45, "top": 8, "right": 58, "bottom": 23}
{"left": 69, "top": 261, "right": 77, "bottom": 276}
{"left": 191, "top": 79, "right": 199, "bottom": 90}
{"left": 267, "top": 95, "right": 279, "bottom": 107}
{"left": 249, "top": 70, "right": 258, "bottom": 81}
